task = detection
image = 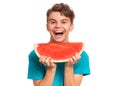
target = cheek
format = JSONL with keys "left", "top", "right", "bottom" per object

{"left": 48, "top": 28, "right": 53, "bottom": 32}
{"left": 48, "top": 28, "right": 53, "bottom": 34}
{"left": 64, "top": 24, "right": 72, "bottom": 29}
{"left": 65, "top": 26, "right": 73, "bottom": 32}
{"left": 47, "top": 24, "right": 54, "bottom": 31}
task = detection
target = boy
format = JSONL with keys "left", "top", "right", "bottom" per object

{"left": 27, "top": 3, "right": 90, "bottom": 86}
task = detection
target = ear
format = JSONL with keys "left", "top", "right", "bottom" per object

{"left": 46, "top": 24, "right": 49, "bottom": 31}
{"left": 70, "top": 24, "right": 74, "bottom": 31}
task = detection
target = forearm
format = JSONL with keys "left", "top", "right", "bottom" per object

{"left": 35, "top": 67, "right": 56, "bottom": 86}
{"left": 64, "top": 66, "right": 77, "bottom": 86}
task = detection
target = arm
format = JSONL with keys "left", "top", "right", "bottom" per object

{"left": 33, "top": 67, "right": 56, "bottom": 86}
{"left": 64, "top": 53, "right": 83, "bottom": 86}
{"left": 64, "top": 66, "right": 83, "bottom": 86}
{"left": 33, "top": 56, "right": 56, "bottom": 86}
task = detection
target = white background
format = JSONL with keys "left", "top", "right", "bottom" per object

{"left": 0, "top": 0, "right": 120, "bottom": 86}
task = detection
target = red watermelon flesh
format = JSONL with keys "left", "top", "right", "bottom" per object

{"left": 34, "top": 42, "right": 84, "bottom": 62}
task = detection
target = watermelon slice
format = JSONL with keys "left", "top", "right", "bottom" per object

{"left": 34, "top": 42, "right": 84, "bottom": 63}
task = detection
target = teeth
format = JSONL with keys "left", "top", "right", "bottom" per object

{"left": 55, "top": 31, "right": 63, "bottom": 33}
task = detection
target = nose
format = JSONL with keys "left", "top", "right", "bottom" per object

{"left": 55, "top": 22, "right": 61, "bottom": 28}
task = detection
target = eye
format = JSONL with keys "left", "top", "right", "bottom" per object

{"left": 62, "top": 21, "right": 67, "bottom": 24}
{"left": 51, "top": 21, "right": 55, "bottom": 24}
{"left": 48, "top": 20, "right": 56, "bottom": 24}
{"left": 62, "top": 19, "right": 68, "bottom": 24}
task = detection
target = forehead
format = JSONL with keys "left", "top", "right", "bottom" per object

{"left": 48, "top": 12, "right": 70, "bottom": 21}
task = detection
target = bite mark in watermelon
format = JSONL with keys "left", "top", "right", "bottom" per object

{"left": 34, "top": 42, "right": 84, "bottom": 63}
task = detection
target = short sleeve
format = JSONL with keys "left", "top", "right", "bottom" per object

{"left": 27, "top": 50, "right": 46, "bottom": 80}
{"left": 73, "top": 51, "right": 90, "bottom": 75}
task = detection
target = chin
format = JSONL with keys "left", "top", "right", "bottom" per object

{"left": 55, "top": 39, "right": 68, "bottom": 43}
{"left": 54, "top": 40, "right": 63, "bottom": 43}
{"left": 52, "top": 39, "right": 64, "bottom": 43}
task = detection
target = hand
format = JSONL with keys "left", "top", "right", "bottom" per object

{"left": 39, "top": 55, "right": 56, "bottom": 69}
{"left": 65, "top": 52, "right": 81, "bottom": 67}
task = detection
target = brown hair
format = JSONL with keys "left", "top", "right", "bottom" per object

{"left": 46, "top": 3, "right": 75, "bottom": 24}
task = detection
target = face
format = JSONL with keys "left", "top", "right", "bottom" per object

{"left": 46, "top": 12, "right": 74, "bottom": 42}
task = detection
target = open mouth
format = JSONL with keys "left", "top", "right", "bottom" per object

{"left": 54, "top": 31, "right": 64, "bottom": 36}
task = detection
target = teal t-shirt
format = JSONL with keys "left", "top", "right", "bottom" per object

{"left": 27, "top": 50, "right": 90, "bottom": 86}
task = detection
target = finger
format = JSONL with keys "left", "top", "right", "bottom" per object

{"left": 49, "top": 58, "right": 56, "bottom": 68}
{"left": 75, "top": 52, "right": 81, "bottom": 60}
{"left": 50, "top": 58, "right": 53, "bottom": 63}
{"left": 72, "top": 56, "right": 77, "bottom": 61}
{"left": 67, "top": 57, "right": 74, "bottom": 65}
{"left": 45, "top": 57, "right": 51, "bottom": 66}
{"left": 72, "top": 55, "right": 80, "bottom": 64}
{"left": 40, "top": 56, "right": 49, "bottom": 66}
{"left": 50, "top": 58, "right": 55, "bottom": 65}
{"left": 39, "top": 55, "right": 44, "bottom": 62}
{"left": 41, "top": 56, "right": 47, "bottom": 63}
{"left": 69, "top": 57, "right": 74, "bottom": 63}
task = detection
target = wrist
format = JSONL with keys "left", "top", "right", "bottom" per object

{"left": 65, "top": 62, "right": 73, "bottom": 68}
{"left": 64, "top": 65, "right": 74, "bottom": 75}
{"left": 65, "top": 65, "right": 73, "bottom": 70}
{"left": 47, "top": 66, "right": 56, "bottom": 72}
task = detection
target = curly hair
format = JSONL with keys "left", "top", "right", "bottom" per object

{"left": 46, "top": 3, "right": 75, "bottom": 24}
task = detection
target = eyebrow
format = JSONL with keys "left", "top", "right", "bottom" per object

{"left": 48, "top": 19, "right": 69, "bottom": 22}
{"left": 48, "top": 19, "right": 55, "bottom": 21}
